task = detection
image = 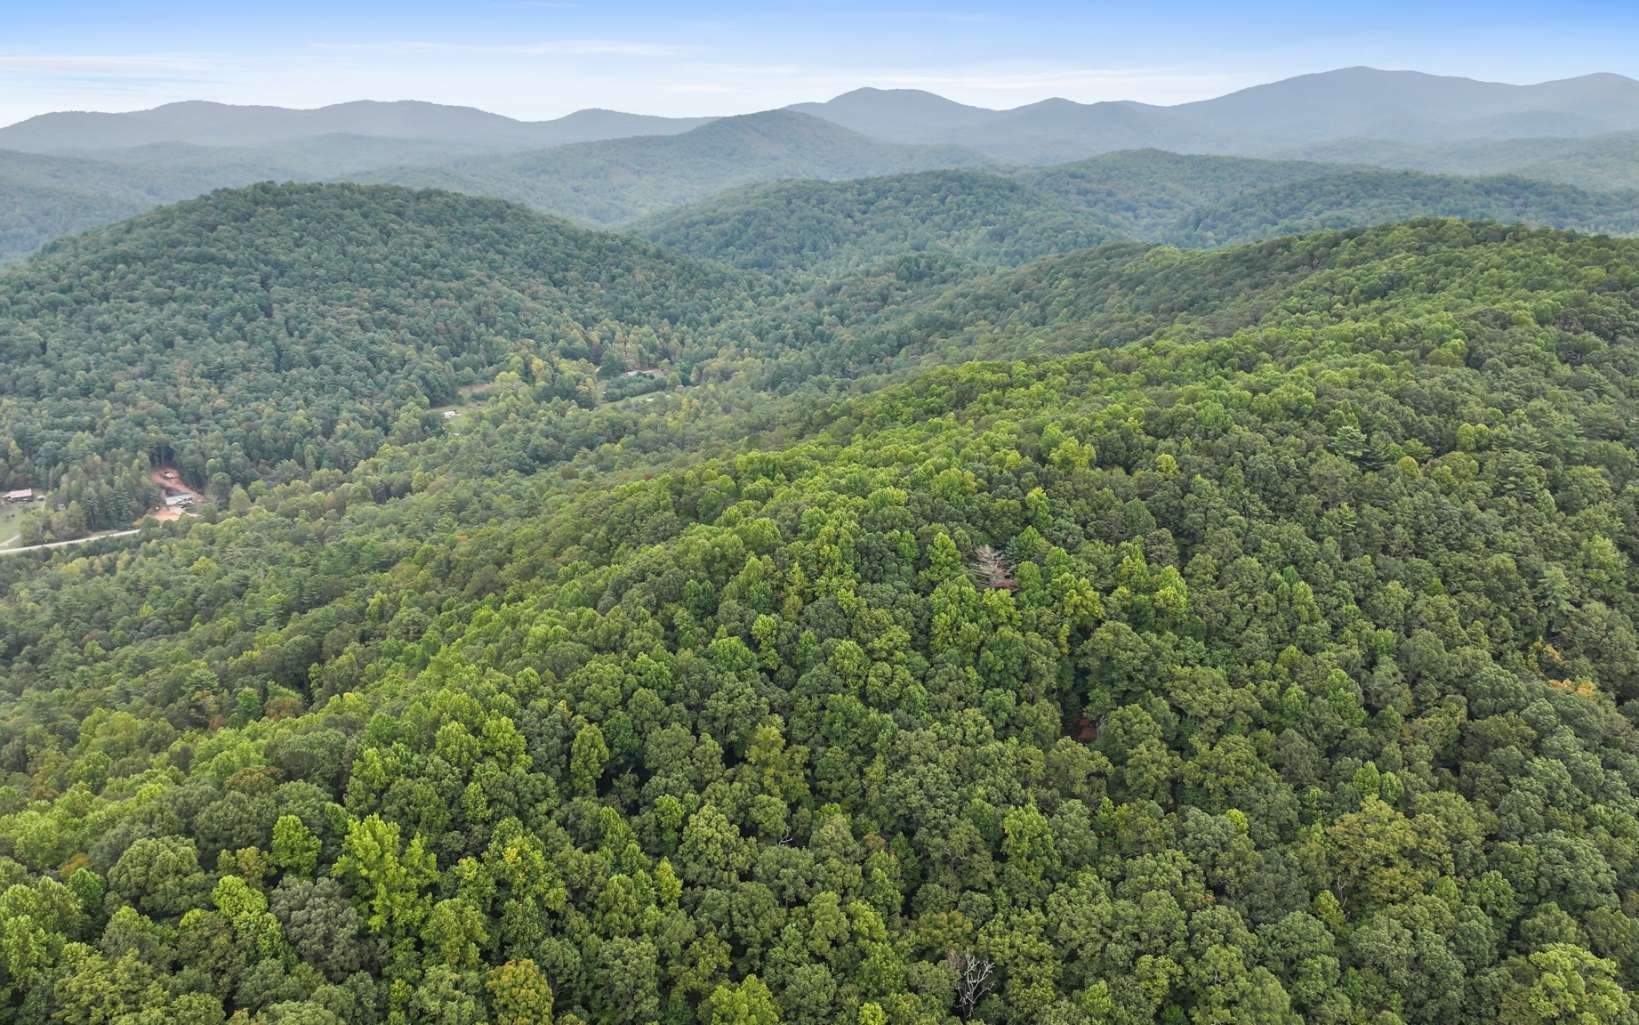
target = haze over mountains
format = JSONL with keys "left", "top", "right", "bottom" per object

{"left": 4, "top": 65, "right": 1639, "bottom": 264}
{"left": 9, "top": 67, "right": 1639, "bottom": 158}
{"left": 347, "top": 111, "right": 989, "bottom": 226}
{"left": 631, "top": 154, "right": 1639, "bottom": 271}
{"left": 0, "top": 99, "right": 710, "bottom": 152}
{"left": 8, "top": 20, "right": 1639, "bottom": 1018}
{"left": 793, "top": 68, "right": 1639, "bottom": 162}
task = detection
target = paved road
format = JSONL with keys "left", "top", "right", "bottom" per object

{"left": 0, "top": 528, "right": 141, "bottom": 556}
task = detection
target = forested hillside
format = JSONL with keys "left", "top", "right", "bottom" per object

{"left": 0, "top": 149, "right": 259, "bottom": 265}
{"left": 1174, "top": 169, "right": 1639, "bottom": 246}
{"left": 0, "top": 136, "right": 540, "bottom": 266}
{"left": 10, "top": 107, "right": 1639, "bottom": 269}
{"left": 5, "top": 107, "right": 957, "bottom": 266}
{"left": 352, "top": 112, "right": 989, "bottom": 226}
{"left": 0, "top": 167, "right": 151, "bottom": 267}
{"left": 1292, "top": 131, "right": 1639, "bottom": 192}
{"left": 1018, "top": 151, "right": 1345, "bottom": 236}
{"left": 633, "top": 153, "right": 1639, "bottom": 273}
{"left": 1, "top": 212, "right": 1638, "bottom": 1025}
{"left": 6, "top": 169, "right": 1639, "bottom": 537}
{"left": 0, "top": 183, "right": 759, "bottom": 532}
{"left": 632, "top": 171, "right": 1114, "bottom": 272}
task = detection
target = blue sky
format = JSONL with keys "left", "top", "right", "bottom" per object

{"left": 2, "top": 1, "right": 1635, "bottom": 125}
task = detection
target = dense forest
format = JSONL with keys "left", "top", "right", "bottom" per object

{"left": 0, "top": 135, "right": 547, "bottom": 265}
{"left": 10, "top": 104, "right": 1639, "bottom": 268}
{"left": 0, "top": 184, "right": 768, "bottom": 532}
{"left": 349, "top": 113, "right": 990, "bottom": 227}
{"left": 1290, "top": 132, "right": 1639, "bottom": 192}
{"left": 1172, "top": 169, "right": 1639, "bottom": 246}
{"left": 638, "top": 154, "right": 1639, "bottom": 273}
{"left": 0, "top": 195, "right": 1638, "bottom": 1025}
{"left": 13, "top": 172, "right": 1637, "bottom": 538}
{"left": 631, "top": 171, "right": 1115, "bottom": 272}
{"left": 0, "top": 150, "right": 209, "bottom": 265}
{"left": 1018, "top": 151, "right": 1347, "bottom": 238}
{"left": 0, "top": 148, "right": 179, "bottom": 266}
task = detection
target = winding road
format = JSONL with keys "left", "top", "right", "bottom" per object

{"left": 0, "top": 528, "right": 141, "bottom": 556}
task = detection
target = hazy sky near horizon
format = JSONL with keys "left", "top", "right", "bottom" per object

{"left": 2, "top": 1, "right": 1635, "bottom": 126}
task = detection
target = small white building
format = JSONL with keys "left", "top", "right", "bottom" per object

{"left": 4, "top": 488, "right": 33, "bottom": 504}
{"left": 164, "top": 493, "right": 197, "bottom": 509}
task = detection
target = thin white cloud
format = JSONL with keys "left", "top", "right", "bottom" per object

{"left": 663, "top": 82, "right": 738, "bottom": 94}
{"left": 0, "top": 54, "right": 227, "bottom": 77}
{"left": 873, "top": 10, "right": 1001, "bottom": 24}
{"left": 313, "top": 39, "right": 686, "bottom": 58}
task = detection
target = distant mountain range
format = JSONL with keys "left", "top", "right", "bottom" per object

{"left": 347, "top": 110, "right": 989, "bottom": 225}
{"left": 4, "top": 66, "right": 1639, "bottom": 264}
{"left": 7, "top": 67, "right": 1638, "bottom": 162}
{"left": 0, "top": 99, "right": 710, "bottom": 152}
{"left": 791, "top": 68, "right": 1639, "bottom": 163}
{"left": 0, "top": 111, "right": 982, "bottom": 260}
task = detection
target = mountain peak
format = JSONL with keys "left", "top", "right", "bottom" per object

{"left": 825, "top": 86, "right": 968, "bottom": 102}
{"left": 785, "top": 88, "right": 994, "bottom": 144}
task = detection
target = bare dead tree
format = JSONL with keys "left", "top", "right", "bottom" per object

{"left": 946, "top": 949, "right": 996, "bottom": 1019}
{"left": 971, "top": 545, "right": 1017, "bottom": 591}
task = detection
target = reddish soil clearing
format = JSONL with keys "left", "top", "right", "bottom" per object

{"left": 143, "top": 465, "right": 205, "bottom": 521}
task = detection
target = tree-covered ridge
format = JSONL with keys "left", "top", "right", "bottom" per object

{"left": 5, "top": 158, "right": 1638, "bottom": 545}
{"left": 0, "top": 148, "right": 247, "bottom": 266}
{"left": 622, "top": 150, "right": 1304, "bottom": 272}
{"left": 4, "top": 70, "right": 1639, "bottom": 268}
{"left": 629, "top": 152, "right": 1639, "bottom": 276}
{"left": 7, "top": 170, "right": 1639, "bottom": 541}
{"left": 0, "top": 182, "right": 761, "bottom": 531}
{"left": 0, "top": 135, "right": 556, "bottom": 266}
{"left": 1290, "top": 131, "right": 1639, "bottom": 192}
{"left": 8, "top": 135, "right": 1639, "bottom": 271}
{"left": 1, "top": 220, "right": 1638, "bottom": 1023}
{"left": 632, "top": 171, "right": 1114, "bottom": 272}
{"left": 4, "top": 221, "right": 1624, "bottom": 704}
{"left": 756, "top": 219, "right": 1639, "bottom": 389}
{"left": 1019, "top": 150, "right": 1348, "bottom": 238}
{"left": 352, "top": 112, "right": 990, "bottom": 228}
{"left": 0, "top": 150, "right": 163, "bottom": 265}
{"left": 627, "top": 152, "right": 1350, "bottom": 273}
{"left": 1175, "top": 169, "right": 1639, "bottom": 247}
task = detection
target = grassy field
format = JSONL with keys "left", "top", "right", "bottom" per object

{"left": 0, "top": 499, "right": 43, "bottom": 547}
